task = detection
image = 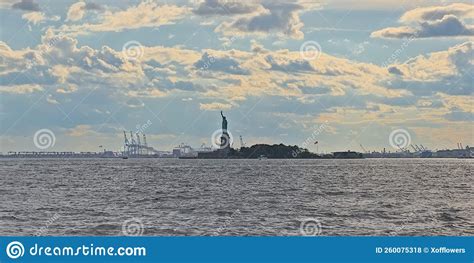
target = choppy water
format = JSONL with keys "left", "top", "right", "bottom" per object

{"left": 0, "top": 158, "right": 472, "bottom": 236}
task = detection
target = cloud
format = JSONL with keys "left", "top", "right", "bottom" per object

{"left": 0, "top": 28, "right": 144, "bottom": 97}
{"left": 11, "top": 0, "right": 39, "bottom": 11}
{"left": 66, "top": 124, "right": 97, "bottom": 137}
{"left": 385, "top": 41, "right": 474, "bottom": 96}
{"left": 21, "top": 11, "right": 44, "bottom": 24}
{"left": 371, "top": 3, "right": 474, "bottom": 38}
{"left": 444, "top": 108, "right": 473, "bottom": 122}
{"left": 21, "top": 11, "right": 59, "bottom": 25}
{"left": 0, "top": 84, "right": 42, "bottom": 94}
{"left": 84, "top": 2, "right": 103, "bottom": 11}
{"left": 2, "top": 1, "right": 473, "bottom": 151}
{"left": 216, "top": 1, "right": 306, "bottom": 39}
{"left": 250, "top": 40, "right": 268, "bottom": 53}
{"left": 66, "top": 1, "right": 104, "bottom": 22}
{"left": 193, "top": 0, "right": 258, "bottom": 16}
{"left": 192, "top": 1, "right": 322, "bottom": 39}
{"left": 60, "top": 2, "right": 189, "bottom": 34}
{"left": 154, "top": 79, "right": 204, "bottom": 92}
{"left": 296, "top": 85, "right": 331, "bottom": 95}
{"left": 321, "top": 0, "right": 473, "bottom": 10}
{"left": 1, "top": 28, "right": 399, "bottom": 112}
{"left": 194, "top": 52, "right": 250, "bottom": 75}
{"left": 1, "top": 30, "right": 471, "bottom": 150}
{"left": 387, "top": 66, "right": 403, "bottom": 75}
{"left": 372, "top": 15, "right": 474, "bottom": 38}
{"left": 266, "top": 55, "right": 314, "bottom": 72}
{"left": 199, "top": 102, "right": 233, "bottom": 111}
{"left": 400, "top": 3, "right": 474, "bottom": 22}
{"left": 46, "top": 94, "right": 59, "bottom": 104}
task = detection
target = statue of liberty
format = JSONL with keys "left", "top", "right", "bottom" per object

{"left": 220, "top": 111, "right": 230, "bottom": 149}
{"left": 221, "top": 111, "right": 227, "bottom": 131}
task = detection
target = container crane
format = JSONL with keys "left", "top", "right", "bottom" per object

{"left": 240, "top": 135, "right": 246, "bottom": 149}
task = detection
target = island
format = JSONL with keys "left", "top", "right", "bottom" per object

{"left": 197, "top": 112, "right": 362, "bottom": 159}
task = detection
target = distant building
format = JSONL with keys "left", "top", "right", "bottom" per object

{"left": 332, "top": 151, "right": 363, "bottom": 159}
{"left": 434, "top": 146, "right": 473, "bottom": 158}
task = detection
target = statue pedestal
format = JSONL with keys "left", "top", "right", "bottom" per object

{"left": 220, "top": 132, "right": 231, "bottom": 149}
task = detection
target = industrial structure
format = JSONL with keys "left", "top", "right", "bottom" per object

{"left": 122, "top": 131, "right": 159, "bottom": 157}
{"left": 172, "top": 143, "right": 213, "bottom": 158}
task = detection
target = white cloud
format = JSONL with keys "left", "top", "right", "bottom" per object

{"left": 199, "top": 102, "right": 233, "bottom": 111}
{"left": 21, "top": 11, "right": 59, "bottom": 25}
{"left": 66, "top": 1, "right": 104, "bottom": 22}
{"left": 61, "top": 2, "right": 189, "bottom": 34}
{"left": 0, "top": 84, "right": 43, "bottom": 94}
{"left": 66, "top": 2, "right": 86, "bottom": 21}
{"left": 385, "top": 41, "right": 474, "bottom": 96}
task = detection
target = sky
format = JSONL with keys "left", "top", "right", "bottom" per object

{"left": 0, "top": 0, "right": 473, "bottom": 153}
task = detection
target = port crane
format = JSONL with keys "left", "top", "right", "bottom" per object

{"left": 239, "top": 135, "right": 246, "bottom": 149}
{"left": 123, "top": 130, "right": 159, "bottom": 157}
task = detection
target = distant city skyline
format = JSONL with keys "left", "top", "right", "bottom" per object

{"left": 0, "top": 0, "right": 473, "bottom": 153}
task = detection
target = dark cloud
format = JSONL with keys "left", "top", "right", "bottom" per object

{"left": 416, "top": 15, "right": 473, "bottom": 38}
{"left": 444, "top": 109, "right": 473, "bottom": 122}
{"left": 144, "top": 60, "right": 164, "bottom": 68}
{"left": 366, "top": 105, "right": 380, "bottom": 112}
{"left": 216, "top": 1, "right": 305, "bottom": 39}
{"left": 84, "top": 2, "right": 104, "bottom": 11}
{"left": 400, "top": 3, "right": 473, "bottom": 22}
{"left": 266, "top": 55, "right": 314, "bottom": 73}
{"left": 11, "top": 0, "right": 40, "bottom": 11}
{"left": 0, "top": 65, "right": 56, "bottom": 86}
{"left": 226, "top": 2, "right": 303, "bottom": 38}
{"left": 372, "top": 4, "right": 474, "bottom": 39}
{"left": 147, "top": 78, "right": 203, "bottom": 92}
{"left": 388, "top": 66, "right": 403, "bottom": 75}
{"left": 193, "top": 0, "right": 255, "bottom": 15}
{"left": 373, "top": 96, "right": 417, "bottom": 107}
{"left": 373, "top": 15, "right": 474, "bottom": 38}
{"left": 194, "top": 52, "right": 249, "bottom": 75}
{"left": 298, "top": 86, "right": 331, "bottom": 95}
{"left": 126, "top": 98, "right": 145, "bottom": 108}
{"left": 387, "top": 78, "right": 472, "bottom": 96}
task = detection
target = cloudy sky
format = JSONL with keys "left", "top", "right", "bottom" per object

{"left": 0, "top": 0, "right": 472, "bottom": 153}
